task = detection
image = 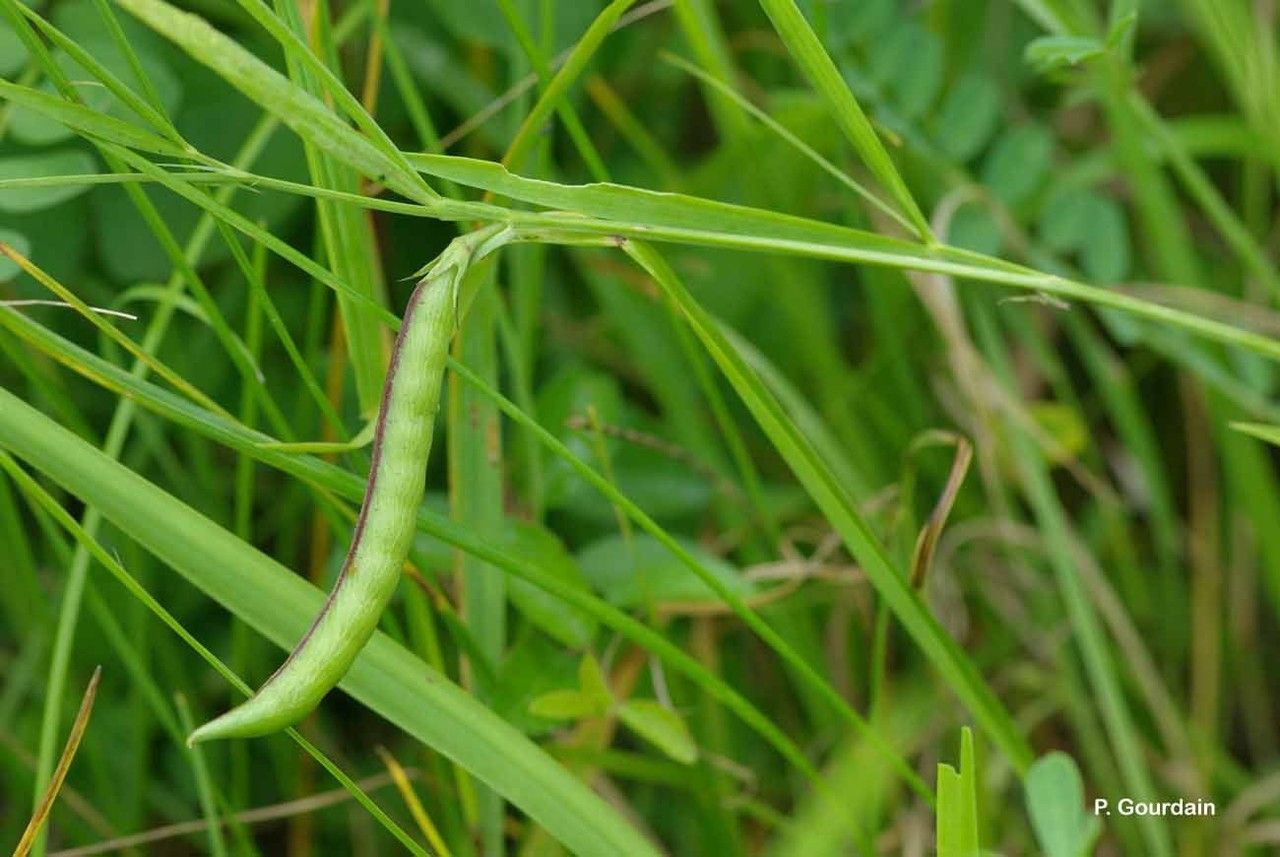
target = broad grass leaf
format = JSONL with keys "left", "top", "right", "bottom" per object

{"left": 1025, "top": 752, "right": 1101, "bottom": 857}
{"left": 0, "top": 150, "right": 98, "bottom": 213}
{"left": 617, "top": 700, "right": 697, "bottom": 764}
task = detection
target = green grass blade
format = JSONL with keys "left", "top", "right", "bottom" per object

{"left": 268, "top": 0, "right": 389, "bottom": 416}
{"left": 502, "top": 0, "right": 636, "bottom": 174}
{"left": 113, "top": 0, "right": 434, "bottom": 205}
{"left": 754, "top": 0, "right": 931, "bottom": 239}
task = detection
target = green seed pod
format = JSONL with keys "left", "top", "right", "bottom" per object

{"left": 187, "top": 245, "right": 470, "bottom": 744}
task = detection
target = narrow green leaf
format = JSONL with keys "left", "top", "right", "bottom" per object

{"left": 529, "top": 689, "right": 602, "bottom": 720}
{"left": 935, "top": 764, "right": 962, "bottom": 856}
{"left": 268, "top": 0, "right": 390, "bottom": 416}
{"left": 1025, "top": 35, "right": 1105, "bottom": 74}
{"left": 617, "top": 700, "right": 697, "bottom": 765}
{"left": 1231, "top": 422, "right": 1280, "bottom": 446}
{"left": 113, "top": 0, "right": 436, "bottom": 205}
{"left": 503, "top": 0, "right": 634, "bottom": 174}
{"left": 755, "top": 0, "right": 931, "bottom": 239}
{"left": 0, "top": 78, "right": 195, "bottom": 160}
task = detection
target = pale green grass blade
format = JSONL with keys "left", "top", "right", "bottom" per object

{"left": 1232, "top": 422, "right": 1280, "bottom": 447}
{"left": 224, "top": 0, "right": 437, "bottom": 199}
{"left": 174, "top": 695, "right": 229, "bottom": 857}
{"left": 114, "top": 0, "right": 435, "bottom": 205}
{"left": 5, "top": 145, "right": 1274, "bottom": 372}
{"left": 448, "top": 266, "right": 508, "bottom": 854}
{"left": 496, "top": 0, "right": 609, "bottom": 182}
{"left": 4, "top": 0, "right": 181, "bottom": 141}
{"left": 267, "top": 0, "right": 389, "bottom": 416}
{"left": 755, "top": 0, "right": 931, "bottom": 239}
{"left": 671, "top": 0, "right": 749, "bottom": 139}
{"left": 0, "top": 385, "right": 660, "bottom": 857}
{"left": 661, "top": 52, "right": 912, "bottom": 232}
{"left": 25, "top": 485, "right": 88, "bottom": 857}
{"left": 502, "top": 0, "right": 636, "bottom": 174}
{"left": 0, "top": 78, "right": 198, "bottom": 161}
